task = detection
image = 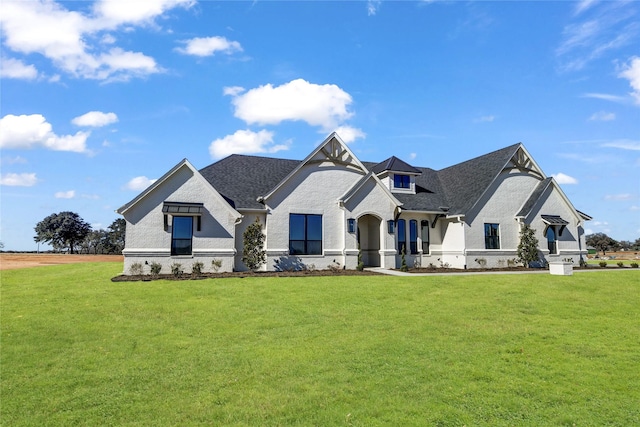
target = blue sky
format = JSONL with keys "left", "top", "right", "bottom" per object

{"left": 1, "top": 0, "right": 639, "bottom": 251}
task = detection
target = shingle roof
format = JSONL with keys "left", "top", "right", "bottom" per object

{"left": 371, "top": 156, "right": 422, "bottom": 175}
{"left": 198, "top": 143, "right": 523, "bottom": 214}
{"left": 199, "top": 154, "right": 299, "bottom": 210}
{"left": 516, "top": 177, "right": 553, "bottom": 217}
{"left": 437, "top": 143, "right": 521, "bottom": 214}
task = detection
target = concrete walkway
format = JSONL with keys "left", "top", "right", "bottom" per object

{"left": 365, "top": 267, "right": 639, "bottom": 277}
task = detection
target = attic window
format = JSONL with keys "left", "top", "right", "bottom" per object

{"left": 394, "top": 174, "right": 410, "bottom": 189}
{"left": 162, "top": 202, "right": 204, "bottom": 215}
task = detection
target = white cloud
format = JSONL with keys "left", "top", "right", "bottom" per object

{"left": 552, "top": 172, "right": 578, "bottom": 184}
{"left": 209, "top": 129, "right": 289, "bottom": 159}
{"left": 605, "top": 193, "right": 633, "bottom": 201}
{"left": 630, "top": 205, "right": 640, "bottom": 211}
{"left": 92, "top": 0, "right": 194, "bottom": 27}
{"left": 0, "top": 114, "right": 89, "bottom": 152}
{"left": 473, "top": 115, "right": 495, "bottom": 123}
{"left": 602, "top": 139, "right": 640, "bottom": 151}
{"left": 55, "top": 190, "right": 75, "bottom": 199}
{"left": 588, "top": 111, "right": 615, "bottom": 121}
{"left": 0, "top": 57, "right": 38, "bottom": 80}
{"left": 367, "top": 0, "right": 381, "bottom": 16}
{"left": 409, "top": 153, "right": 417, "bottom": 160}
{"left": 334, "top": 126, "right": 366, "bottom": 144}
{"left": 124, "top": 176, "right": 157, "bottom": 191}
{"left": 0, "top": 0, "right": 191, "bottom": 81}
{"left": 223, "top": 86, "right": 245, "bottom": 97}
{"left": 574, "top": 0, "right": 598, "bottom": 16}
{"left": 556, "top": 3, "right": 639, "bottom": 72}
{"left": 226, "top": 79, "right": 354, "bottom": 131}
{"left": 0, "top": 172, "right": 38, "bottom": 187}
{"left": 72, "top": 111, "right": 118, "bottom": 127}
{"left": 582, "top": 93, "right": 627, "bottom": 103}
{"left": 619, "top": 56, "right": 640, "bottom": 104}
{"left": 176, "top": 36, "right": 242, "bottom": 57}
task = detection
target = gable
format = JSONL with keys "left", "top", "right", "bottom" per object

{"left": 261, "top": 132, "right": 368, "bottom": 204}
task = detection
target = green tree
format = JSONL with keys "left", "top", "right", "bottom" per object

{"left": 517, "top": 224, "right": 540, "bottom": 268}
{"left": 105, "top": 218, "right": 126, "bottom": 254}
{"left": 586, "top": 233, "right": 619, "bottom": 256}
{"left": 34, "top": 211, "right": 91, "bottom": 254}
{"left": 242, "top": 217, "right": 266, "bottom": 271}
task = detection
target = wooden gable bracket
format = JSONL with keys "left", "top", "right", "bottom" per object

{"left": 503, "top": 148, "right": 544, "bottom": 180}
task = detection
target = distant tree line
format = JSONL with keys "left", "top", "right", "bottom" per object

{"left": 33, "top": 211, "right": 125, "bottom": 254}
{"left": 586, "top": 233, "right": 640, "bottom": 255}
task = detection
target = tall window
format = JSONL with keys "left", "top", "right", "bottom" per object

{"left": 484, "top": 223, "right": 500, "bottom": 249}
{"left": 171, "top": 216, "right": 193, "bottom": 255}
{"left": 421, "top": 220, "right": 430, "bottom": 254}
{"left": 394, "top": 174, "right": 410, "bottom": 189}
{"left": 410, "top": 220, "right": 418, "bottom": 254}
{"left": 289, "top": 214, "right": 322, "bottom": 255}
{"left": 547, "top": 227, "right": 557, "bottom": 254}
{"left": 397, "top": 219, "right": 406, "bottom": 253}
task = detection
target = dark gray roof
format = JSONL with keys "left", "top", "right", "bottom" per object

{"left": 198, "top": 143, "right": 522, "bottom": 214}
{"left": 517, "top": 177, "right": 553, "bottom": 217}
{"left": 199, "top": 154, "right": 299, "bottom": 210}
{"left": 371, "top": 156, "right": 422, "bottom": 175}
{"left": 437, "top": 143, "right": 521, "bottom": 214}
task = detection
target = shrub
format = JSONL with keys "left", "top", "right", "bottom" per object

{"left": 191, "top": 261, "right": 204, "bottom": 275}
{"left": 356, "top": 246, "right": 364, "bottom": 271}
{"left": 475, "top": 258, "right": 487, "bottom": 268}
{"left": 171, "top": 263, "right": 183, "bottom": 277}
{"left": 129, "top": 262, "right": 143, "bottom": 276}
{"left": 242, "top": 217, "right": 266, "bottom": 271}
{"left": 211, "top": 259, "right": 223, "bottom": 273}
{"left": 400, "top": 247, "right": 409, "bottom": 272}
{"left": 327, "top": 260, "right": 342, "bottom": 273}
{"left": 616, "top": 261, "right": 624, "bottom": 268}
{"left": 630, "top": 262, "right": 639, "bottom": 268}
{"left": 599, "top": 261, "right": 608, "bottom": 268}
{"left": 149, "top": 262, "right": 162, "bottom": 276}
{"left": 517, "top": 224, "right": 539, "bottom": 268}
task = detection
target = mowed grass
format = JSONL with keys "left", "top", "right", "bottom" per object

{"left": 1, "top": 264, "right": 639, "bottom": 426}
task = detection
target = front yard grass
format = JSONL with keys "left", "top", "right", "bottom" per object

{"left": 1, "top": 263, "right": 639, "bottom": 426}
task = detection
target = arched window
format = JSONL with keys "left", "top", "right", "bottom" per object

{"left": 547, "top": 227, "right": 557, "bottom": 254}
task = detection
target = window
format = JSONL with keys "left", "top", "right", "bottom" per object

{"left": 289, "top": 214, "right": 322, "bottom": 255}
{"left": 393, "top": 174, "right": 410, "bottom": 189}
{"left": 484, "top": 223, "right": 500, "bottom": 249}
{"left": 397, "top": 219, "right": 406, "bottom": 253}
{"left": 547, "top": 227, "right": 557, "bottom": 254}
{"left": 421, "top": 220, "right": 430, "bottom": 254}
{"left": 410, "top": 220, "right": 418, "bottom": 254}
{"left": 171, "top": 216, "right": 193, "bottom": 255}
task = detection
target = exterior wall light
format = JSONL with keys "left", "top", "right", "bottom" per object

{"left": 387, "top": 220, "right": 395, "bottom": 234}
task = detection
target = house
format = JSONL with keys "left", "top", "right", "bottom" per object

{"left": 116, "top": 132, "right": 591, "bottom": 274}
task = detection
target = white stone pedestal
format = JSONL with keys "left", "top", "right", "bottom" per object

{"left": 549, "top": 262, "right": 573, "bottom": 276}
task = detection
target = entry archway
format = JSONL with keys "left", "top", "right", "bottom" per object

{"left": 357, "top": 214, "right": 382, "bottom": 267}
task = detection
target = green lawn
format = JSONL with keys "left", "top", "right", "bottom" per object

{"left": 2, "top": 264, "right": 639, "bottom": 426}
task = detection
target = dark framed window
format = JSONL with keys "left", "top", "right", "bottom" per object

{"left": 289, "top": 214, "right": 322, "bottom": 255}
{"left": 484, "top": 223, "right": 500, "bottom": 249}
{"left": 410, "top": 220, "right": 418, "bottom": 254}
{"left": 171, "top": 216, "right": 193, "bottom": 255}
{"left": 393, "top": 174, "right": 410, "bottom": 189}
{"left": 547, "top": 227, "right": 557, "bottom": 254}
{"left": 421, "top": 220, "right": 430, "bottom": 254}
{"left": 397, "top": 219, "right": 406, "bottom": 253}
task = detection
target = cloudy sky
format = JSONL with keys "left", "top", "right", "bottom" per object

{"left": 1, "top": 0, "right": 639, "bottom": 251}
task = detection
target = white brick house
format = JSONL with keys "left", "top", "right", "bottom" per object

{"left": 116, "top": 132, "right": 591, "bottom": 274}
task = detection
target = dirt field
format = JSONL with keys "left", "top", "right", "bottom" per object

{"left": 0, "top": 253, "right": 123, "bottom": 271}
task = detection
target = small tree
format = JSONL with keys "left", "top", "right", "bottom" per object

{"left": 400, "top": 247, "right": 409, "bottom": 272}
{"left": 242, "top": 217, "right": 266, "bottom": 271}
{"left": 586, "top": 232, "right": 619, "bottom": 256}
{"left": 517, "top": 224, "right": 539, "bottom": 268}
{"left": 34, "top": 211, "right": 91, "bottom": 254}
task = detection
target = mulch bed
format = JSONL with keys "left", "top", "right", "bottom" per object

{"left": 111, "top": 268, "right": 381, "bottom": 282}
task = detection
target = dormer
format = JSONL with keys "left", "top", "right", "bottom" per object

{"left": 371, "top": 156, "right": 422, "bottom": 194}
